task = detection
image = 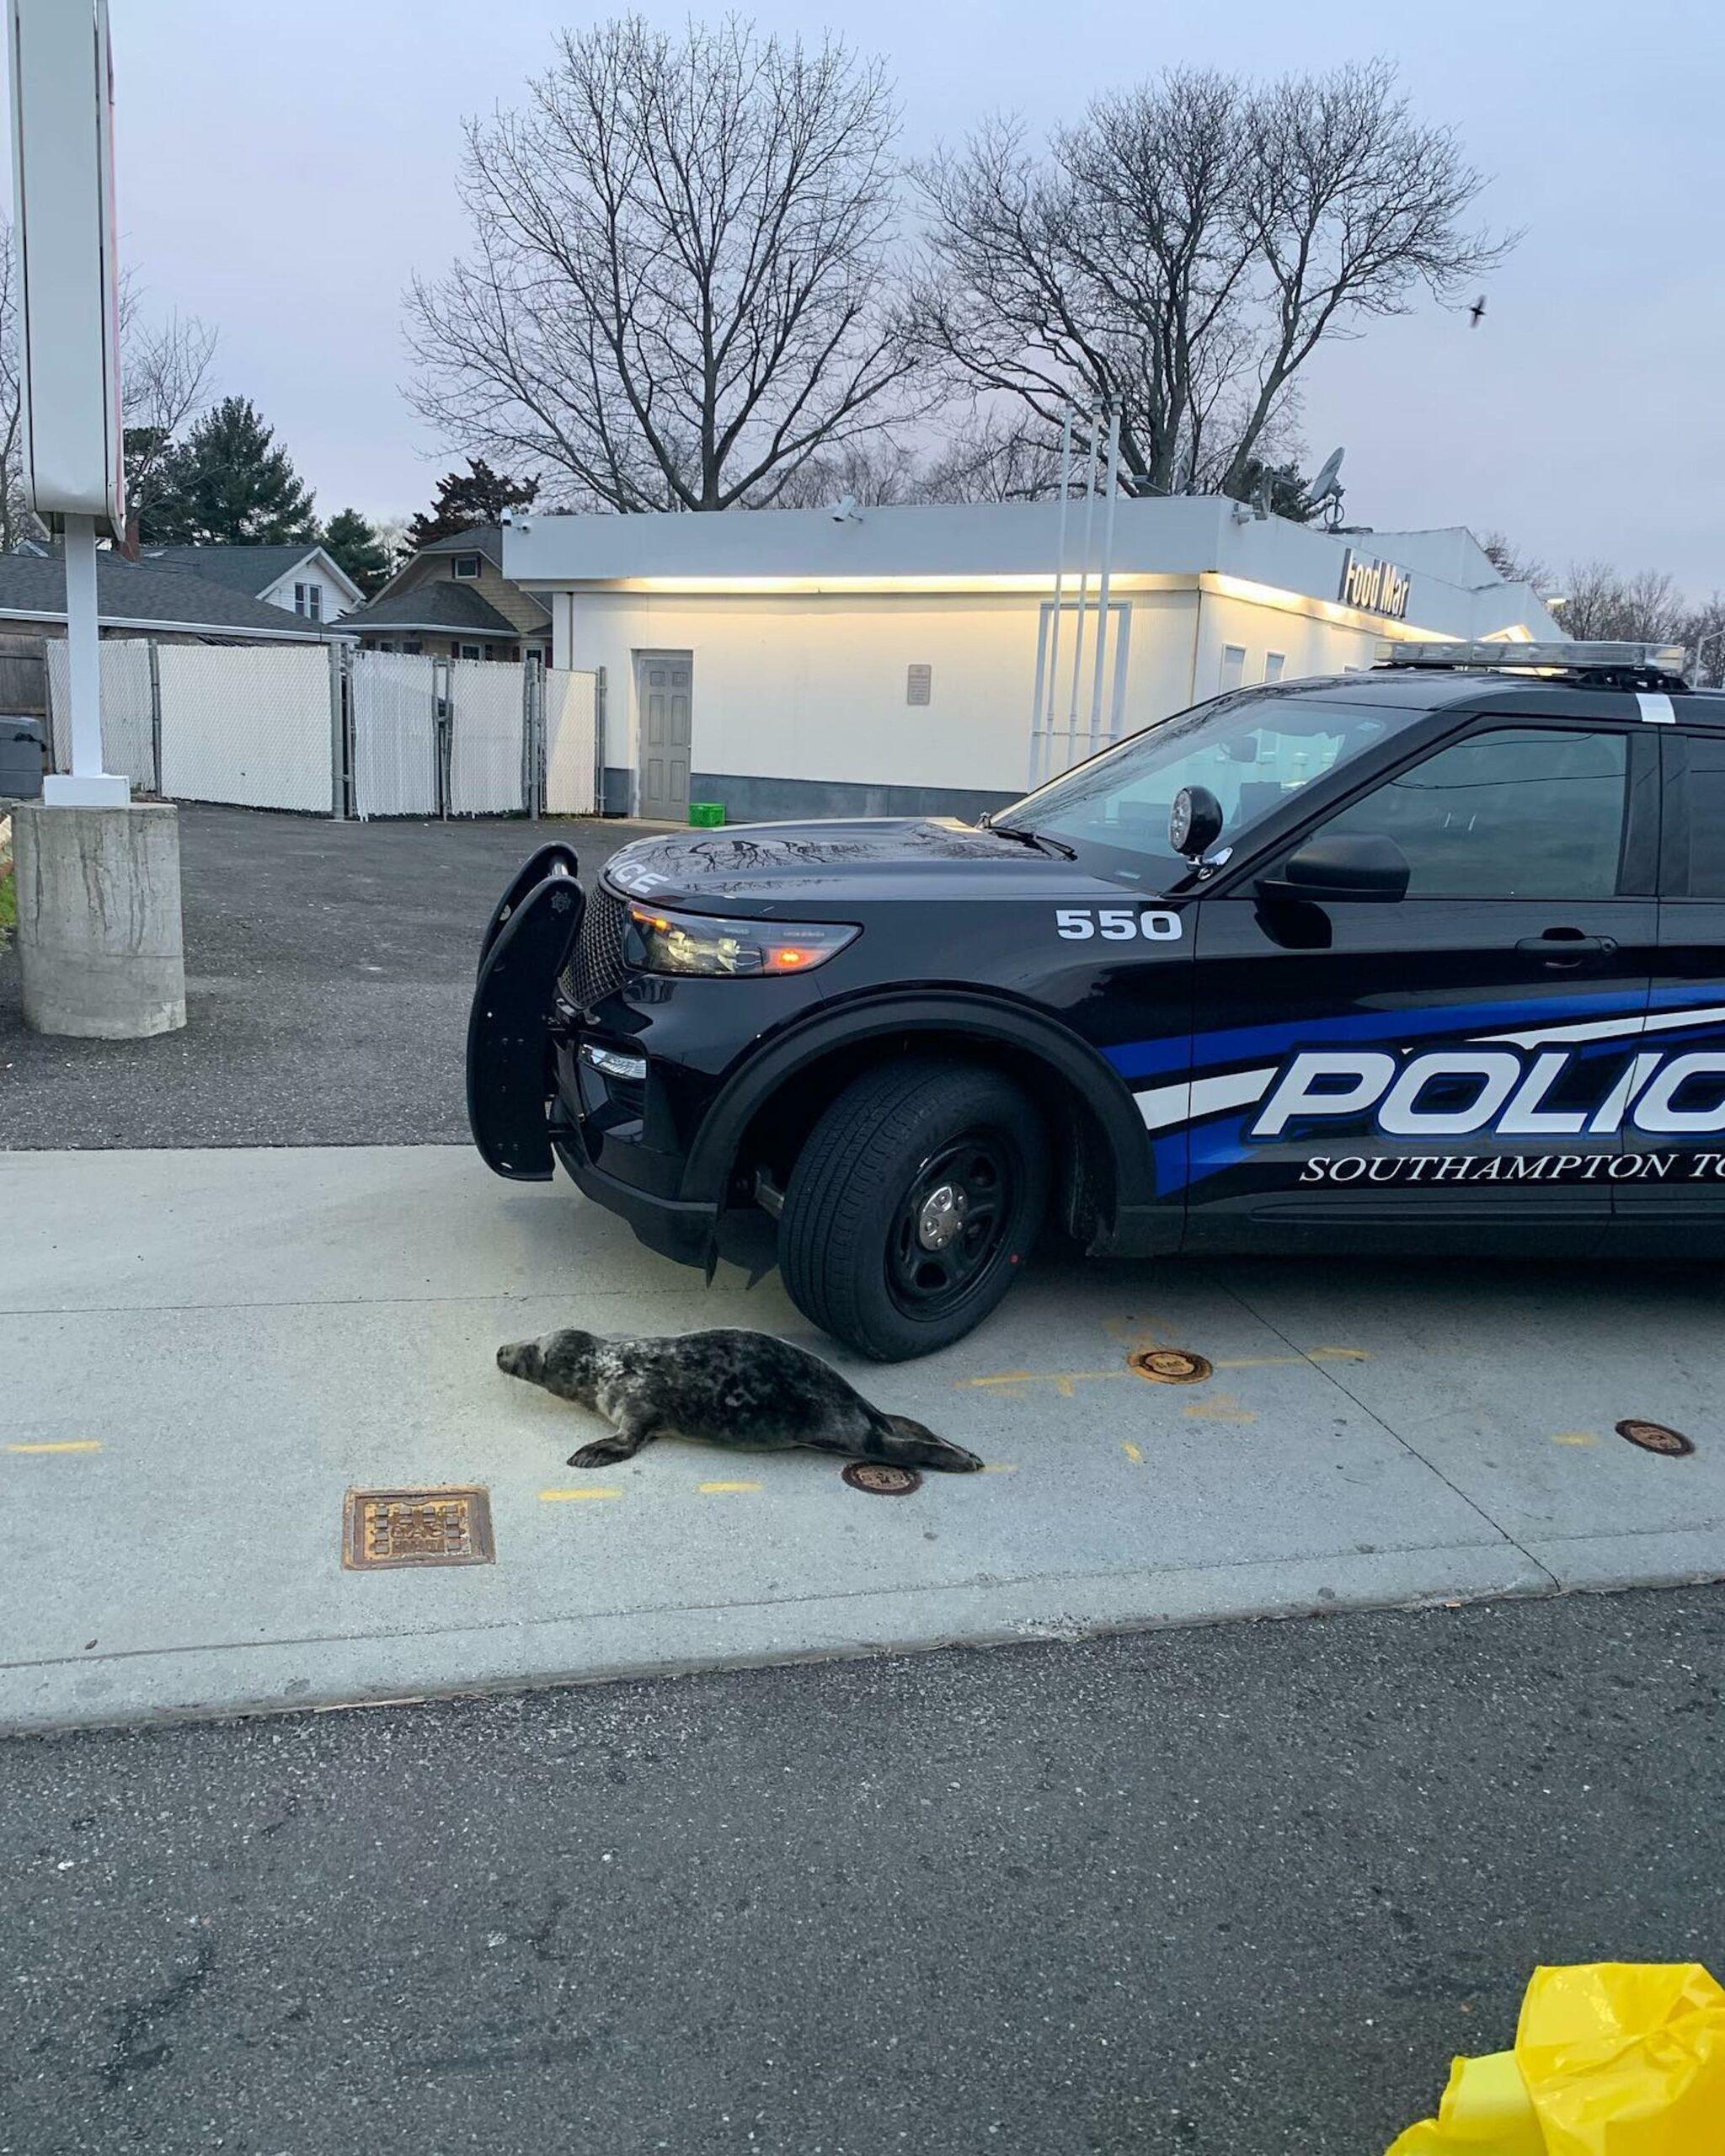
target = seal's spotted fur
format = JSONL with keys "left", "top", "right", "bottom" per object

{"left": 496, "top": 1326, "right": 983, "bottom": 1473}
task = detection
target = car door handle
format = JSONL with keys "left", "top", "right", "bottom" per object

{"left": 1515, "top": 931, "right": 1614, "bottom": 968}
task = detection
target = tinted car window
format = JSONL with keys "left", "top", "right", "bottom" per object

{"left": 1317, "top": 727, "right": 1629, "bottom": 899}
{"left": 1679, "top": 732, "right": 1725, "bottom": 896}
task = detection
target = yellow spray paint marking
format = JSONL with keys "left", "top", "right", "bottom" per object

{"left": 699, "top": 1480, "right": 761, "bottom": 1495}
{"left": 1551, "top": 1432, "right": 1601, "bottom": 1449}
{"left": 1211, "top": 1348, "right": 1370, "bottom": 1371}
{"left": 6, "top": 1440, "right": 103, "bottom": 1454}
{"left": 960, "top": 1348, "right": 1369, "bottom": 1396}
{"left": 959, "top": 1368, "right": 1131, "bottom": 1393}
{"left": 1181, "top": 1392, "right": 1258, "bottom": 1425}
{"left": 539, "top": 1486, "right": 625, "bottom": 1502}
{"left": 1121, "top": 1441, "right": 1144, "bottom": 1465}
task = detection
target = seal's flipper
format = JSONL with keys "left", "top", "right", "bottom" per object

{"left": 567, "top": 1417, "right": 665, "bottom": 1469}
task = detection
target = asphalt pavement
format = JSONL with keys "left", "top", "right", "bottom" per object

{"left": 0, "top": 805, "right": 654, "bottom": 1148}
{"left": 3, "top": 1589, "right": 1721, "bottom": 2156}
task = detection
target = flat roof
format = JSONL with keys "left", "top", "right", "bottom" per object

{"left": 503, "top": 495, "right": 1559, "bottom": 643}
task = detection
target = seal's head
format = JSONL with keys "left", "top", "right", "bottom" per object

{"left": 497, "top": 1327, "right": 601, "bottom": 1404}
{"left": 496, "top": 1337, "right": 545, "bottom": 1381}
{"left": 879, "top": 1412, "right": 985, "bottom": 1473}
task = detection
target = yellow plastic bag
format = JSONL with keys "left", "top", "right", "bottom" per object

{"left": 1386, "top": 1963, "right": 1725, "bottom": 2154}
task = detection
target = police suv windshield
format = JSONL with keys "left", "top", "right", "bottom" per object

{"left": 996, "top": 691, "right": 1410, "bottom": 886}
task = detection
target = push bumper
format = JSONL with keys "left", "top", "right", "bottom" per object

{"left": 550, "top": 1129, "right": 719, "bottom": 1267}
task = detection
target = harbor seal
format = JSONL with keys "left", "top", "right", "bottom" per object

{"left": 496, "top": 1326, "right": 984, "bottom": 1473}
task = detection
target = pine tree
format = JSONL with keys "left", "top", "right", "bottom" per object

{"left": 142, "top": 397, "right": 317, "bottom": 544}
{"left": 319, "top": 507, "right": 393, "bottom": 596}
{"left": 1225, "top": 457, "right": 1316, "bottom": 523}
{"left": 407, "top": 459, "right": 538, "bottom": 549}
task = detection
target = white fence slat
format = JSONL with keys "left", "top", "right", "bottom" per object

{"left": 45, "top": 638, "right": 157, "bottom": 787}
{"left": 157, "top": 643, "right": 333, "bottom": 812}
{"left": 447, "top": 657, "right": 525, "bottom": 814}
{"left": 45, "top": 638, "right": 563, "bottom": 819}
{"left": 351, "top": 651, "right": 439, "bottom": 817}
{"left": 542, "top": 669, "right": 597, "bottom": 814}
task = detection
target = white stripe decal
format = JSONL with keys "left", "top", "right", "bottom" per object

{"left": 1481, "top": 1002, "right": 1725, "bottom": 1049}
{"left": 1637, "top": 691, "right": 1675, "bottom": 723}
{"left": 1135, "top": 1068, "right": 1275, "bottom": 1132}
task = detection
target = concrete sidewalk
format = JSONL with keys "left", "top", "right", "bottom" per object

{"left": 4, "top": 1145, "right": 1723, "bottom": 1732}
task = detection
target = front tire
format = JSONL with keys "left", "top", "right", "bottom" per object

{"left": 779, "top": 1059, "right": 1048, "bottom": 1361}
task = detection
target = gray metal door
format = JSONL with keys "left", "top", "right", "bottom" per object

{"left": 635, "top": 651, "right": 692, "bottom": 822}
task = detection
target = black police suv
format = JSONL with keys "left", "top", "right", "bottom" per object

{"left": 468, "top": 640, "right": 1725, "bottom": 1361}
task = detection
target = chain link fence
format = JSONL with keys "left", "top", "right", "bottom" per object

{"left": 350, "top": 650, "right": 439, "bottom": 818}
{"left": 46, "top": 638, "right": 158, "bottom": 790}
{"left": 543, "top": 667, "right": 601, "bottom": 815}
{"left": 158, "top": 644, "right": 337, "bottom": 812}
{"left": 46, "top": 640, "right": 606, "bottom": 820}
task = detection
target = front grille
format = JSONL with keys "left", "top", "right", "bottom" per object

{"left": 560, "top": 882, "right": 629, "bottom": 1011}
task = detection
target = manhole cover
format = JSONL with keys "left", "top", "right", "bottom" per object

{"left": 841, "top": 1461, "right": 923, "bottom": 1497}
{"left": 1128, "top": 1348, "right": 1213, "bottom": 1385}
{"left": 1615, "top": 1419, "right": 1695, "bottom": 1458}
{"left": 343, "top": 1486, "right": 496, "bottom": 1569}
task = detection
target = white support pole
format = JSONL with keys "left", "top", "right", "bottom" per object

{"left": 1087, "top": 408, "right": 1123, "bottom": 752}
{"left": 1064, "top": 408, "right": 1102, "bottom": 771}
{"left": 1032, "top": 406, "right": 1076, "bottom": 792}
{"left": 43, "top": 513, "right": 127, "bottom": 807}
{"left": 327, "top": 638, "right": 347, "bottom": 821}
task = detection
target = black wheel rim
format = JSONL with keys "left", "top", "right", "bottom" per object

{"left": 886, "top": 1129, "right": 1017, "bottom": 1318}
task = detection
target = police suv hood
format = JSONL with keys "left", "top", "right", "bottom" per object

{"left": 600, "top": 818, "right": 1136, "bottom": 913}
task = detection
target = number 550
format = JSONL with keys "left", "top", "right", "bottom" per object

{"left": 1055, "top": 908, "right": 1182, "bottom": 942}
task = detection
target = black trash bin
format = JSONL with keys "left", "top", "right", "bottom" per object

{"left": 0, "top": 715, "right": 45, "bottom": 800}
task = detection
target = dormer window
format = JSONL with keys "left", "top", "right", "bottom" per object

{"left": 451, "top": 553, "right": 482, "bottom": 579}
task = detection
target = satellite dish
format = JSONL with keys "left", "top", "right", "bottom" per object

{"left": 1309, "top": 446, "right": 1344, "bottom": 502}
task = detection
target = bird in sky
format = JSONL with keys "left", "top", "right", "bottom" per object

{"left": 1468, "top": 294, "right": 1487, "bottom": 328}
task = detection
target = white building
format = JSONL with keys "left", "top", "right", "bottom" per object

{"left": 505, "top": 497, "right": 1561, "bottom": 824}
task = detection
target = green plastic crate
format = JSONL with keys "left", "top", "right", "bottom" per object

{"left": 688, "top": 802, "right": 725, "bottom": 828}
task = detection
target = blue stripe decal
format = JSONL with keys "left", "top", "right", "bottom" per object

{"left": 1105, "top": 985, "right": 1658, "bottom": 1086}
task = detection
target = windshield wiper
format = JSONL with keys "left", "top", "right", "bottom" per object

{"left": 985, "top": 820, "right": 1076, "bottom": 861}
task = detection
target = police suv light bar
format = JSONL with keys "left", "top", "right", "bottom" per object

{"left": 1375, "top": 638, "right": 1689, "bottom": 683}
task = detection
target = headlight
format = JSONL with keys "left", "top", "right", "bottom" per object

{"left": 623, "top": 903, "right": 859, "bottom": 978}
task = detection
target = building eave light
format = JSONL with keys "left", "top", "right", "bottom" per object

{"left": 512, "top": 572, "right": 1201, "bottom": 598}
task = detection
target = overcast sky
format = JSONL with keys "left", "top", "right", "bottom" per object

{"left": 54, "top": 0, "right": 1725, "bottom": 589}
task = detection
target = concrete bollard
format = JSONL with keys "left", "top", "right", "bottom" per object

{"left": 15, "top": 802, "right": 187, "bottom": 1038}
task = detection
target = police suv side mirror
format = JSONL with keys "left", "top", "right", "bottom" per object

{"left": 1169, "top": 784, "right": 1225, "bottom": 861}
{"left": 1258, "top": 833, "right": 1411, "bottom": 905}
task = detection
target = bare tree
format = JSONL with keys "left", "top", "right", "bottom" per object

{"left": 406, "top": 17, "right": 924, "bottom": 511}
{"left": 1541, "top": 558, "right": 1724, "bottom": 680}
{"left": 119, "top": 287, "right": 218, "bottom": 540}
{"left": 915, "top": 412, "right": 1065, "bottom": 502}
{"left": 1557, "top": 560, "right": 1687, "bottom": 643}
{"left": 917, "top": 62, "right": 1509, "bottom": 499}
{"left": 1479, "top": 530, "right": 1555, "bottom": 596}
{"left": 371, "top": 515, "right": 416, "bottom": 579}
{"left": 1683, "top": 592, "right": 1725, "bottom": 687}
{"left": 0, "top": 220, "right": 216, "bottom": 550}
{"left": 765, "top": 437, "right": 921, "bottom": 509}
{"left": 0, "top": 220, "right": 35, "bottom": 552}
